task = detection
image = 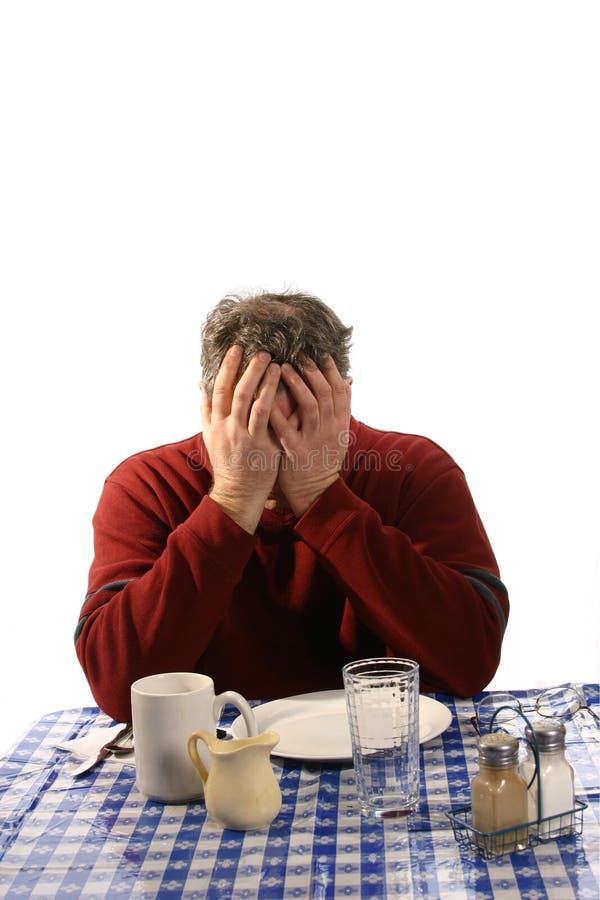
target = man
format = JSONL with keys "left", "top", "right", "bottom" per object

{"left": 76, "top": 291, "right": 508, "bottom": 723}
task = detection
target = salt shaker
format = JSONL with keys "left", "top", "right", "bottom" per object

{"left": 520, "top": 721, "right": 575, "bottom": 839}
{"left": 471, "top": 733, "right": 529, "bottom": 855}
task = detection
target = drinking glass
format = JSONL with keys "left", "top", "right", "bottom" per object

{"left": 343, "top": 658, "right": 420, "bottom": 818}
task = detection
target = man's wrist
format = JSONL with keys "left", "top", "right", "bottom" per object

{"left": 285, "top": 475, "right": 340, "bottom": 518}
{"left": 209, "top": 489, "right": 265, "bottom": 535}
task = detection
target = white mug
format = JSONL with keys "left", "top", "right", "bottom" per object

{"left": 131, "top": 671, "right": 257, "bottom": 803}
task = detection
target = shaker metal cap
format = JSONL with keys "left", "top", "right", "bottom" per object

{"left": 477, "top": 732, "right": 520, "bottom": 767}
{"left": 525, "top": 720, "right": 567, "bottom": 750}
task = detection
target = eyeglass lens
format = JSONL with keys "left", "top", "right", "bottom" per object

{"left": 475, "top": 692, "right": 522, "bottom": 730}
{"left": 535, "top": 685, "right": 582, "bottom": 718}
{"left": 536, "top": 684, "right": 599, "bottom": 723}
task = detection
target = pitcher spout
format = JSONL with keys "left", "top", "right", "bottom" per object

{"left": 222, "top": 730, "right": 280, "bottom": 756}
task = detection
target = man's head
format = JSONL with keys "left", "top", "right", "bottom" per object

{"left": 200, "top": 291, "right": 353, "bottom": 397}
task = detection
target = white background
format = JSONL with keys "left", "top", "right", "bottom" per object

{"left": 1, "top": 2, "right": 598, "bottom": 754}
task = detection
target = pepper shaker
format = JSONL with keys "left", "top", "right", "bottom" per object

{"left": 471, "top": 733, "right": 529, "bottom": 855}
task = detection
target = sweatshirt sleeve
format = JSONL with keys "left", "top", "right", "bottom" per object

{"left": 293, "top": 470, "right": 508, "bottom": 697}
{"left": 75, "top": 476, "right": 256, "bottom": 721}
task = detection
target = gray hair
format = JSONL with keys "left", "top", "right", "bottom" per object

{"left": 200, "top": 291, "right": 353, "bottom": 396}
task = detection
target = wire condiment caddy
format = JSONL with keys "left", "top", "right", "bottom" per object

{"left": 446, "top": 685, "right": 595, "bottom": 859}
{"left": 446, "top": 798, "right": 587, "bottom": 860}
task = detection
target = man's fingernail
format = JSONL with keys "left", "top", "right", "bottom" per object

{"left": 229, "top": 345, "right": 242, "bottom": 357}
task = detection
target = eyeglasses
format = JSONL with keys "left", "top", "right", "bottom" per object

{"left": 471, "top": 683, "right": 599, "bottom": 737}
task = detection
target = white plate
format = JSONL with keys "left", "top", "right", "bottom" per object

{"left": 230, "top": 690, "right": 452, "bottom": 761}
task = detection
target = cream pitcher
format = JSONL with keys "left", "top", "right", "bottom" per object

{"left": 187, "top": 729, "right": 282, "bottom": 831}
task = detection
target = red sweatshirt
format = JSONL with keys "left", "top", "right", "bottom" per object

{"left": 76, "top": 417, "right": 508, "bottom": 722}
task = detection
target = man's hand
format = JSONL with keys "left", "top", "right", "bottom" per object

{"left": 268, "top": 354, "right": 351, "bottom": 517}
{"left": 201, "top": 345, "right": 282, "bottom": 533}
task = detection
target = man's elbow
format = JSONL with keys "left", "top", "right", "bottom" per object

{"left": 76, "top": 629, "right": 133, "bottom": 723}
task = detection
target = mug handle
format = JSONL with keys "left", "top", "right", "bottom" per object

{"left": 187, "top": 729, "right": 213, "bottom": 783}
{"left": 213, "top": 690, "right": 258, "bottom": 737}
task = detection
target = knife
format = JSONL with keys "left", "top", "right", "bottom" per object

{"left": 71, "top": 723, "right": 134, "bottom": 778}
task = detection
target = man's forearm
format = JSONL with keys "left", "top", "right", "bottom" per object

{"left": 77, "top": 493, "right": 256, "bottom": 721}
{"left": 294, "top": 478, "right": 508, "bottom": 697}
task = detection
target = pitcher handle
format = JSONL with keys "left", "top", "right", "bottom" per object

{"left": 213, "top": 690, "right": 258, "bottom": 737}
{"left": 187, "top": 729, "right": 214, "bottom": 783}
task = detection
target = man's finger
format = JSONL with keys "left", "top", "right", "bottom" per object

{"left": 210, "top": 345, "right": 243, "bottom": 422}
{"left": 230, "top": 351, "right": 272, "bottom": 425}
{"left": 248, "top": 362, "right": 281, "bottom": 438}
{"left": 319, "top": 354, "right": 348, "bottom": 418}
{"left": 280, "top": 363, "right": 320, "bottom": 431}
{"left": 269, "top": 403, "right": 296, "bottom": 453}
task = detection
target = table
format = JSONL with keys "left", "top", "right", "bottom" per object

{"left": 1, "top": 687, "right": 598, "bottom": 899}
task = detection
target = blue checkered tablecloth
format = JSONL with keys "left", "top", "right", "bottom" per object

{"left": 0, "top": 688, "right": 598, "bottom": 899}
